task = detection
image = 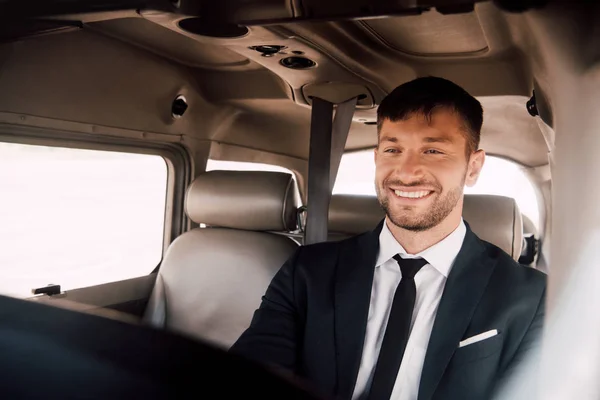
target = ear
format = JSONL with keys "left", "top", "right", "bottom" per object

{"left": 465, "top": 150, "right": 485, "bottom": 187}
{"left": 374, "top": 147, "right": 378, "bottom": 163}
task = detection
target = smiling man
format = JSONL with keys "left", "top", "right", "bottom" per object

{"left": 231, "top": 77, "right": 547, "bottom": 400}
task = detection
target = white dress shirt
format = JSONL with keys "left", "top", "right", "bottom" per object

{"left": 352, "top": 219, "right": 467, "bottom": 400}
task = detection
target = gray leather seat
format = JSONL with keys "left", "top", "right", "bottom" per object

{"left": 144, "top": 170, "right": 300, "bottom": 348}
{"left": 328, "top": 194, "right": 523, "bottom": 260}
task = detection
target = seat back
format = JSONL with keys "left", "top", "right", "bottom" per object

{"left": 145, "top": 170, "right": 299, "bottom": 348}
{"left": 328, "top": 194, "right": 523, "bottom": 260}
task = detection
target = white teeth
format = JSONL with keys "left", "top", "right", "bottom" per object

{"left": 394, "top": 190, "right": 431, "bottom": 199}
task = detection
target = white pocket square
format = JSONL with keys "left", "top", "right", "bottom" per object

{"left": 458, "top": 329, "right": 498, "bottom": 348}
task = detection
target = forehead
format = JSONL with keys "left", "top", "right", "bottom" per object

{"left": 378, "top": 110, "right": 467, "bottom": 143}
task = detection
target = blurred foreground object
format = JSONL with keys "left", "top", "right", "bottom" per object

{"left": 0, "top": 295, "right": 323, "bottom": 399}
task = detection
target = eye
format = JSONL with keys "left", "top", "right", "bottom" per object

{"left": 424, "top": 149, "right": 443, "bottom": 155}
{"left": 384, "top": 148, "right": 399, "bottom": 154}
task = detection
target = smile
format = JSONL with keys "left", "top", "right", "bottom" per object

{"left": 393, "top": 190, "right": 432, "bottom": 199}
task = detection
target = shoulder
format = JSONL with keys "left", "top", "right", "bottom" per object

{"left": 480, "top": 238, "right": 547, "bottom": 291}
{"left": 296, "top": 232, "right": 365, "bottom": 259}
{"left": 292, "top": 232, "right": 371, "bottom": 270}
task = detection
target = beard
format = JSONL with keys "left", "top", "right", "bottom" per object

{"left": 376, "top": 174, "right": 465, "bottom": 232}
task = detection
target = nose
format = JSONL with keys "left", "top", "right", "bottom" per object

{"left": 394, "top": 151, "right": 425, "bottom": 183}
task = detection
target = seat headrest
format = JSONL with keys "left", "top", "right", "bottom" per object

{"left": 185, "top": 170, "right": 299, "bottom": 231}
{"left": 328, "top": 194, "right": 523, "bottom": 260}
{"left": 462, "top": 194, "right": 523, "bottom": 259}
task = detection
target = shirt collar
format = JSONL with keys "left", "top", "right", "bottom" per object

{"left": 376, "top": 218, "right": 467, "bottom": 278}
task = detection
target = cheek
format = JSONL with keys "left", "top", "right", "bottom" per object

{"left": 374, "top": 170, "right": 388, "bottom": 187}
{"left": 428, "top": 163, "right": 466, "bottom": 188}
{"left": 375, "top": 160, "right": 394, "bottom": 179}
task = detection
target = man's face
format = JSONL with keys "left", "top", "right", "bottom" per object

{"left": 374, "top": 110, "right": 485, "bottom": 232}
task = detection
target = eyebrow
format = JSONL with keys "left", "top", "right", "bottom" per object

{"left": 422, "top": 136, "right": 454, "bottom": 144}
{"left": 378, "top": 135, "right": 454, "bottom": 144}
{"left": 379, "top": 136, "right": 398, "bottom": 143}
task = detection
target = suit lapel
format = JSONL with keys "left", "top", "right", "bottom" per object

{"left": 418, "top": 228, "right": 498, "bottom": 400}
{"left": 335, "top": 220, "right": 383, "bottom": 399}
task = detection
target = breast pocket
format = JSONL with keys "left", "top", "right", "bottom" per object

{"left": 451, "top": 333, "right": 503, "bottom": 367}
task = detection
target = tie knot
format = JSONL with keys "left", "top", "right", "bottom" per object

{"left": 393, "top": 255, "right": 427, "bottom": 279}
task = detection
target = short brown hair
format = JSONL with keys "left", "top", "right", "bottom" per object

{"left": 377, "top": 76, "right": 483, "bottom": 155}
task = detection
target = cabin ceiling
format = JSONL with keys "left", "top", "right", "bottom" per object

{"left": 0, "top": 1, "right": 551, "bottom": 168}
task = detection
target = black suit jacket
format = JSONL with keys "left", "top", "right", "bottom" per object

{"left": 231, "top": 221, "right": 547, "bottom": 400}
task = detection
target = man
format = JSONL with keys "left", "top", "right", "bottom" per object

{"left": 230, "top": 77, "right": 547, "bottom": 400}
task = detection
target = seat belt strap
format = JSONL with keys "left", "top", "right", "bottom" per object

{"left": 305, "top": 97, "right": 333, "bottom": 245}
{"left": 330, "top": 97, "right": 358, "bottom": 191}
{"left": 304, "top": 96, "right": 357, "bottom": 245}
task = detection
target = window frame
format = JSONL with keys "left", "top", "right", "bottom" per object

{"left": 0, "top": 124, "right": 192, "bottom": 275}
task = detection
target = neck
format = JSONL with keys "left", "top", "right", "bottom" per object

{"left": 386, "top": 215, "right": 462, "bottom": 254}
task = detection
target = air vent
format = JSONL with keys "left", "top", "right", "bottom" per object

{"left": 178, "top": 17, "right": 248, "bottom": 38}
{"left": 280, "top": 56, "right": 316, "bottom": 70}
{"left": 172, "top": 95, "right": 188, "bottom": 119}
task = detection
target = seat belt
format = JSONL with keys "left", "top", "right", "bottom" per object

{"left": 330, "top": 97, "right": 358, "bottom": 191}
{"left": 304, "top": 96, "right": 357, "bottom": 245}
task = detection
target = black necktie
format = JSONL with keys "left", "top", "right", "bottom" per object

{"left": 367, "top": 256, "right": 428, "bottom": 400}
